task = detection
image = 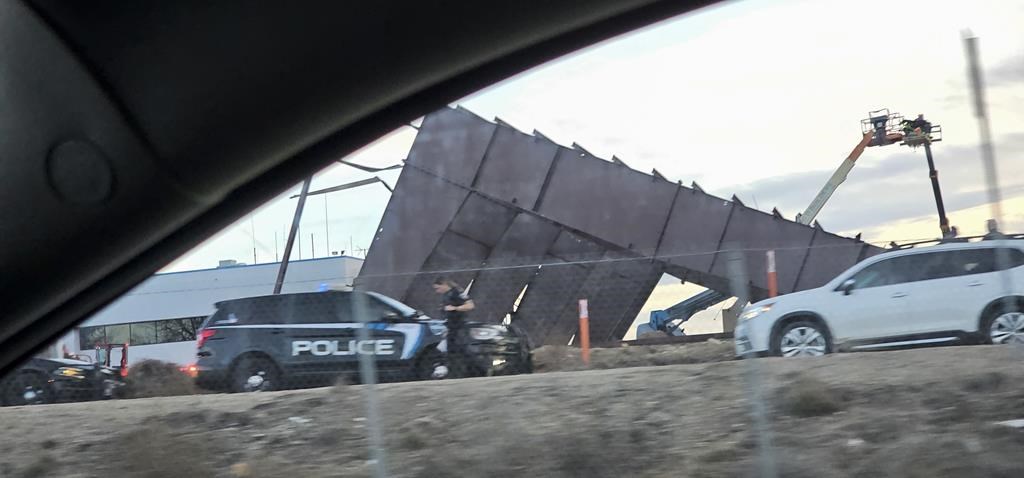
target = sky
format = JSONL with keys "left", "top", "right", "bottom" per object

{"left": 162, "top": 0, "right": 1024, "bottom": 333}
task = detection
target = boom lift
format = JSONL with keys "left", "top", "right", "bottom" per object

{"left": 637, "top": 109, "right": 917, "bottom": 338}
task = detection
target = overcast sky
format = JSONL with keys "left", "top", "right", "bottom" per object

{"left": 166, "top": 0, "right": 1024, "bottom": 273}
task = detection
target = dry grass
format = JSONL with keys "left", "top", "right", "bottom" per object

{"left": 119, "top": 359, "right": 196, "bottom": 398}
{"left": 532, "top": 340, "right": 735, "bottom": 372}
{"left": 98, "top": 424, "right": 216, "bottom": 477}
{"left": 17, "top": 454, "right": 56, "bottom": 478}
{"left": 778, "top": 377, "right": 844, "bottom": 417}
{"left": 410, "top": 429, "right": 647, "bottom": 478}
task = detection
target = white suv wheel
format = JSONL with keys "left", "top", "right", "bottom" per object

{"left": 989, "top": 311, "right": 1024, "bottom": 344}
{"left": 778, "top": 324, "right": 829, "bottom": 357}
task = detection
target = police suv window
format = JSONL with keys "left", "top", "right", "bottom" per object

{"left": 366, "top": 296, "right": 401, "bottom": 320}
{"left": 294, "top": 293, "right": 346, "bottom": 324}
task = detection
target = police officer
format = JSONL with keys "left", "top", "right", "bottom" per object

{"left": 432, "top": 277, "right": 475, "bottom": 377}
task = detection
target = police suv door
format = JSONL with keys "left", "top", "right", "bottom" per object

{"left": 281, "top": 292, "right": 353, "bottom": 380}
{"left": 358, "top": 295, "right": 414, "bottom": 374}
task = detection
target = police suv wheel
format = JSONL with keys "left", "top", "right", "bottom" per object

{"left": 231, "top": 356, "right": 280, "bottom": 393}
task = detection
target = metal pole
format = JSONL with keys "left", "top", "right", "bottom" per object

{"left": 311, "top": 233, "right": 316, "bottom": 259}
{"left": 324, "top": 193, "right": 331, "bottom": 255}
{"left": 351, "top": 290, "right": 389, "bottom": 478}
{"left": 963, "top": 33, "right": 1018, "bottom": 333}
{"left": 274, "top": 177, "right": 312, "bottom": 294}
{"left": 727, "top": 245, "right": 777, "bottom": 478}
{"left": 963, "top": 34, "right": 1004, "bottom": 219}
{"left": 250, "top": 216, "right": 258, "bottom": 264}
{"left": 922, "top": 142, "right": 951, "bottom": 237}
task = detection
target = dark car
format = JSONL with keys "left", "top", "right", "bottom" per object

{"left": 194, "top": 290, "right": 532, "bottom": 392}
{"left": 0, "top": 357, "right": 122, "bottom": 406}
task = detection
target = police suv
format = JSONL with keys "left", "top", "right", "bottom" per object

{"left": 194, "top": 290, "right": 532, "bottom": 392}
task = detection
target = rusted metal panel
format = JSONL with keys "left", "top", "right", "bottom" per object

{"left": 547, "top": 229, "right": 607, "bottom": 263}
{"left": 574, "top": 254, "right": 664, "bottom": 343}
{"left": 405, "top": 107, "right": 496, "bottom": 187}
{"left": 518, "top": 230, "right": 609, "bottom": 344}
{"left": 448, "top": 193, "right": 519, "bottom": 247}
{"left": 794, "top": 229, "right": 881, "bottom": 290}
{"left": 657, "top": 187, "right": 734, "bottom": 274}
{"left": 709, "top": 205, "right": 815, "bottom": 294}
{"left": 468, "top": 214, "right": 563, "bottom": 323}
{"left": 535, "top": 148, "right": 677, "bottom": 254}
{"left": 359, "top": 106, "right": 883, "bottom": 343}
{"left": 514, "top": 260, "right": 591, "bottom": 345}
{"left": 613, "top": 265, "right": 664, "bottom": 339}
{"left": 472, "top": 124, "right": 560, "bottom": 207}
{"left": 356, "top": 167, "right": 469, "bottom": 298}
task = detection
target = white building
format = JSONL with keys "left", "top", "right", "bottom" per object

{"left": 56, "top": 256, "right": 363, "bottom": 366}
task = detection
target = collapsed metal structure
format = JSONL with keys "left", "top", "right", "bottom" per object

{"left": 356, "top": 107, "right": 883, "bottom": 345}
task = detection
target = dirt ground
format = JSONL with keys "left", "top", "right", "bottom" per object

{"left": 532, "top": 339, "right": 736, "bottom": 372}
{"left": 2, "top": 344, "right": 1024, "bottom": 478}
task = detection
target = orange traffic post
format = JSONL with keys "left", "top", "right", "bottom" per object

{"left": 766, "top": 250, "right": 778, "bottom": 298}
{"left": 578, "top": 299, "right": 591, "bottom": 366}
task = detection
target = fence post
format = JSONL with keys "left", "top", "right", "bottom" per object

{"left": 766, "top": 250, "right": 778, "bottom": 298}
{"left": 578, "top": 299, "right": 590, "bottom": 366}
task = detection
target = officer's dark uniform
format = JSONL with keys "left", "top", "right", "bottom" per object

{"left": 441, "top": 287, "right": 471, "bottom": 377}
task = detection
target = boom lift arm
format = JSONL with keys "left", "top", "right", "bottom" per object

{"left": 795, "top": 131, "right": 874, "bottom": 225}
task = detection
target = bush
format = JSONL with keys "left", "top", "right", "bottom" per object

{"left": 102, "top": 424, "right": 215, "bottom": 478}
{"left": 779, "top": 377, "right": 844, "bottom": 417}
{"left": 120, "top": 360, "right": 196, "bottom": 399}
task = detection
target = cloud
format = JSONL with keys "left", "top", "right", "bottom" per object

{"left": 725, "top": 132, "right": 1024, "bottom": 236}
{"left": 986, "top": 53, "right": 1024, "bottom": 88}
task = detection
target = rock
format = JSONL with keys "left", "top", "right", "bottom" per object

{"left": 230, "top": 462, "right": 252, "bottom": 477}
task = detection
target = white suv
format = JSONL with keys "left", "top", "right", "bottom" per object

{"left": 735, "top": 240, "right": 1024, "bottom": 357}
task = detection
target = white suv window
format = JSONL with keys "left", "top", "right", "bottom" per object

{"left": 847, "top": 255, "right": 918, "bottom": 289}
{"left": 911, "top": 247, "right": 1024, "bottom": 282}
{"left": 851, "top": 247, "right": 1024, "bottom": 290}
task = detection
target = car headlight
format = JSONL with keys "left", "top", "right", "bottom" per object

{"left": 740, "top": 303, "right": 774, "bottom": 321}
{"left": 54, "top": 367, "right": 86, "bottom": 379}
{"left": 734, "top": 322, "right": 748, "bottom": 337}
{"left": 469, "top": 327, "right": 501, "bottom": 341}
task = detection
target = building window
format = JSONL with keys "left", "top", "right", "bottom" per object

{"left": 79, "top": 316, "right": 208, "bottom": 349}
{"left": 106, "top": 324, "right": 130, "bottom": 346}
{"left": 156, "top": 317, "right": 200, "bottom": 343}
{"left": 80, "top": 326, "right": 106, "bottom": 349}
{"left": 130, "top": 321, "right": 159, "bottom": 346}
